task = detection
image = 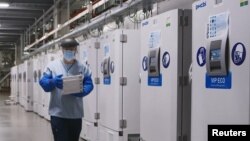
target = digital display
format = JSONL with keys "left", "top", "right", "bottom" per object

{"left": 149, "top": 57, "right": 156, "bottom": 64}
{"left": 210, "top": 49, "right": 221, "bottom": 61}
{"left": 103, "top": 58, "right": 110, "bottom": 76}
{"left": 149, "top": 56, "right": 157, "bottom": 73}
{"left": 104, "top": 62, "right": 109, "bottom": 75}
{"left": 148, "top": 48, "right": 160, "bottom": 77}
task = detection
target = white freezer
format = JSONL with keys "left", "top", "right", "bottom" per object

{"left": 23, "top": 59, "right": 34, "bottom": 112}
{"left": 37, "top": 54, "right": 45, "bottom": 117}
{"left": 32, "top": 58, "right": 40, "bottom": 114}
{"left": 140, "top": 9, "right": 192, "bottom": 141}
{"left": 40, "top": 53, "right": 47, "bottom": 118}
{"left": 10, "top": 67, "right": 14, "bottom": 100}
{"left": 19, "top": 63, "right": 25, "bottom": 107}
{"left": 10, "top": 66, "right": 18, "bottom": 103}
{"left": 14, "top": 66, "right": 18, "bottom": 103}
{"left": 17, "top": 64, "right": 22, "bottom": 104}
{"left": 192, "top": 1, "right": 250, "bottom": 141}
{"left": 78, "top": 38, "right": 100, "bottom": 141}
{"left": 99, "top": 29, "right": 140, "bottom": 141}
{"left": 42, "top": 52, "right": 57, "bottom": 120}
{"left": 22, "top": 61, "right": 28, "bottom": 109}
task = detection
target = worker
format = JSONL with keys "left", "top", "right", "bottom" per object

{"left": 39, "top": 38, "right": 94, "bottom": 141}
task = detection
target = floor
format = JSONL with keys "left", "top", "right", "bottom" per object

{"left": 0, "top": 93, "right": 84, "bottom": 141}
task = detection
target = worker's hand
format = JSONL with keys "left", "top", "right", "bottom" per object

{"left": 52, "top": 74, "right": 63, "bottom": 89}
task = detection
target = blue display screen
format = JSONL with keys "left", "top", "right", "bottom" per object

{"left": 210, "top": 49, "right": 221, "bottom": 61}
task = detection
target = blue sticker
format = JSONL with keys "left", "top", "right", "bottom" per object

{"left": 142, "top": 56, "right": 148, "bottom": 71}
{"left": 197, "top": 47, "right": 206, "bottom": 67}
{"left": 231, "top": 42, "right": 246, "bottom": 66}
{"left": 148, "top": 74, "right": 162, "bottom": 86}
{"left": 206, "top": 72, "right": 232, "bottom": 89}
{"left": 104, "top": 76, "right": 111, "bottom": 85}
{"left": 110, "top": 61, "right": 115, "bottom": 73}
{"left": 162, "top": 51, "right": 170, "bottom": 68}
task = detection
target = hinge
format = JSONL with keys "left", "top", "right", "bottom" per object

{"left": 120, "top": 77, "right": 127, "bottom": 86}
{"left": 95, "top": 42, "right": 100, "bottom": 49}
{"left": 95, "top": 113, "right": 100, "bottom": 120}
{"left": 179, "top": 76, "right": 189, "bottom": 86}
{"left": 120, "top": 119, "right": 127, "bottom": 129}
{"left": 94, "top": 122, "right": 98, "bottom": 127}
{"left": 180, "top": 16, "right": 189, "bottom": 26}
{"left": 120, "top": 34, "right": 127, "bottom": 43}
{"left": 95, "top": 77, "right": 100, "bottom": 84}
{"left": 119, "top": 131, "right": 123, "bottom": 136}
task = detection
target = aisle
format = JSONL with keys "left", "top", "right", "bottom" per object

{"left": 0, "top": 94, "right": 83, "bottom": 141}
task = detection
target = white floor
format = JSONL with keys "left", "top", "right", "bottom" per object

{"left": 0, "top": 93, "right": 84, "bottom": 141}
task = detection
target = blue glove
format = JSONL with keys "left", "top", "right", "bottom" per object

{"left": 39, "top": 73, "right": 55, "bottom": 92}
{"left": 73, "top": 76, "right": 94, "bottom": 97}
{"left": 51, "top": 74, "right": 63, "bottom": 89}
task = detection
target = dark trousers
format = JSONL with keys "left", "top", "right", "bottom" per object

{"left": 50, "top": 116, "right": 82, "bottom": 141}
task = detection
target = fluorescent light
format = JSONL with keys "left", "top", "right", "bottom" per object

{"left": 0, "top": 3, "right": 9, "bottom": 8}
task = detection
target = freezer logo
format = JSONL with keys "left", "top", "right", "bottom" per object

{"left": 196, "top": 1, "right": 207, "bottom": 10}
{"left": 142, "top": 21, "right": 149, "bottom": 26}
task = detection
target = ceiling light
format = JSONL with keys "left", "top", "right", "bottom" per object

{"left": 0, "top": 3, "right": 10, "bottom": 8}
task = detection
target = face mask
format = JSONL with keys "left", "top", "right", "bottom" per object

{"left": 63, "top": 50, "right": 75, "bottom": 62}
